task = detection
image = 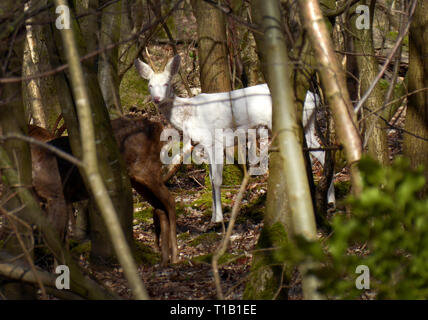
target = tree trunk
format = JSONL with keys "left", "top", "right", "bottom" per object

{"left": 298, "top": 0, "right": 363, "bottom": 196}
{"left": 23, "top": 1, "right": 47, "bottom": 129}
{"left": 404, "top": 0, "right": 428, "bottom": 194}
{"left": 191, "top": 0, "right": 231, "bottom": 92}
{"left": 22, "top": 0, "right": 62, "bottom": 131}
{"left": 350, "top": 1, "right": 389, "bottom": 165}
{"left": 98, "top": 0, "right": 123, "bottom": 115}
{"left": 245, "top": 0, "right": 321, "bottom": 300}
{"left": 49, "top": 2, "right": 135, "bottom": 264}
{"left": 54, "top": 0, "right": 147, "bottom": 299}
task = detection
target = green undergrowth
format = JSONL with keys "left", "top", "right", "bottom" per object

{"left": 68, "top": 239, "right": 160, "bottom": 266}
{"left": 297, "top": 157, "right": 428, "bottom": 299}
{"left": 222, "top": 164, "right": 244, "bottom": 186}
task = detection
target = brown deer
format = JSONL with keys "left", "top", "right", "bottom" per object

{"left": 29, "top": 124, "right": 69, "bottom": 242}
{"left": 29, "top": 117, "right": 178, "bottom": 265}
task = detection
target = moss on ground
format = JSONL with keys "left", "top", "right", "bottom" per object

{"left": 70, "top": 240, "right": 91, "bottom": 259}
{"left": 176, "top": 202, "right": 190, "bottom": 217}
{"left": 178, "top": 232, "right": 191, "bottom": 241}
{"left": 188, "top": 232, "right": 221, "bottom": 247}
{"left": 134, "top": 206, "right": 153, "bottom": 224}
{"left": 191, "top": 189, "right": 232, "bottom": 218}
{"left": 222, "top": 164, "right": 244, "bottom": 185}
{"left": 202, "top": 164, "right": 244, "bottom": 187}
{"left": 192, "top": 252, "right": 240, "bottom": 266}
{"left": 134, "top": 241, "right": 160, "bottom": 265}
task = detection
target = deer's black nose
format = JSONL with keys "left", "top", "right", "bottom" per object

{"left": 153, "top": 96, "right": 161, "bottom": 103}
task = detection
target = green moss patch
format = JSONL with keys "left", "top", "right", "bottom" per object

{"left": 243, "top": 222, "right": 293, "bottom": 299}
{"left": 134, "top": 241, "right": 160, "bottom": 265}
{"left": 176, "top": 202, "right": 190, "bottom": 217}
{"left": 191, "top": 188, "right": 232, "bottom": 218}
{"left": 178, "top": 232, "right": 191, "bottom": 241}
{"left": 188, "top": 232, "right": 222, "bottom": 247}
{"left": 70, "top": 240, "right": 91, "bottom": 259}
{"left": 222, "top": 164, "right": 244, "bottom": 186}
{"left": 134, "top": 205, "right": 153, "bottom": 224}
{"left": 192, "top": 252, "right": 240, "bottom": 266}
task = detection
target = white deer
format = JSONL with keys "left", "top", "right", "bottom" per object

{"left": 135, "top": 55, "right": 335, "bottom": 223}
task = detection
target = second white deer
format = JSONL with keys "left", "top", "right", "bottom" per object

{"left": 135, "top": 55, "right": 335, "bottom": 223}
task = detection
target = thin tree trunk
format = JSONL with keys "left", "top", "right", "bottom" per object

{"left": 49, "top": 1, "right": 135, "bottom": 264}
{"left": 298, "top": 0, "right": 363, "bottom": 196}
{"left": 98, "top": 0, "right": 123, "bottom": 114}
{"left": 54, "top": 0, "right": 148, "bottom": 300}
{"left": 245, "top": 0, "right": 322, "bottom": 300}
{"left": 23, "top": 0, "right": 47, "bottom": 128}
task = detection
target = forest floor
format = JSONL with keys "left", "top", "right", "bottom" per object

{"left": 68, "top": 103, "right": 406, "bottom": 300}
{"left": 74, "top": 165, "right": 270, "bottom": 300}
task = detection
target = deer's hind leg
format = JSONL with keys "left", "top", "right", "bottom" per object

{"left": 154, "top": 209, "right": 170, "bottom": 266}
{"left": 132, "top": 180, "right": 178, "bottom": 264}
{"left": 153, "top": 183, "right": 178, "bottom": 264}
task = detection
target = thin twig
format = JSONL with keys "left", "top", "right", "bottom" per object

{"left": 212, "top": 171, "right": 250, "bottom": 300}
{"left": 0, "top": 134, "right": 83, "bottom": 167}
{"left": 0, "top": 206, "right": 46, "bottom": 299}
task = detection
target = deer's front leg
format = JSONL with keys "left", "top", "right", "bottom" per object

{"left": 208, "top": 161, "right": 224, "bottom": 223}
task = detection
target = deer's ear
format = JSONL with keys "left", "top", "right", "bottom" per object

{"left": 135, "top": 59, "right": 154, "bottom": 80}
{"left": 165, "top": 55, "right": 181, "bottom": 77}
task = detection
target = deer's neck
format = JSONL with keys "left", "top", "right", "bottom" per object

{"left": 158, "top": 96, "right": 193, "bottom": 132}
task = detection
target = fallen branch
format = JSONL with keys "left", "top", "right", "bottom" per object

{"left": 0, "top": 260, "right": 84, "bottom": 300}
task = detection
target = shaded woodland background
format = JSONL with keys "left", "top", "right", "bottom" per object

{"left": 0, "top": 0, "right": 428, "bottom": 300}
